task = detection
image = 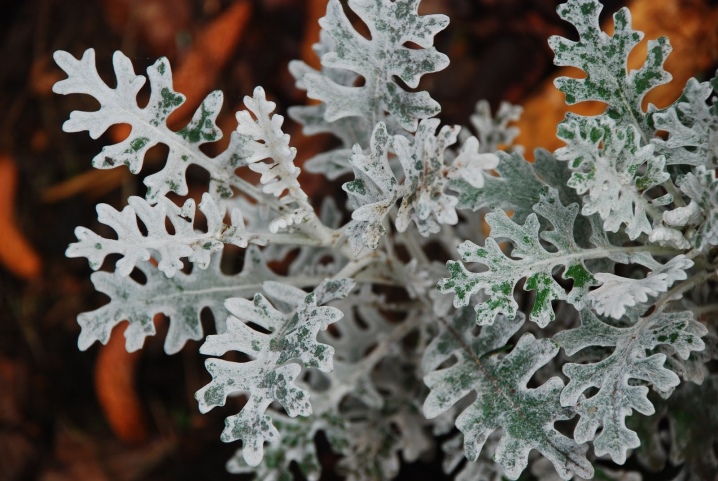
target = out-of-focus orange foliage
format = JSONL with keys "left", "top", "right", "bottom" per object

{"left": 102, "top": 0, "right": 192, "bottom": 58}
{"left": 95, "top": 321, "right": 150, "bottom": 444}
{"left": 301, "top": 0, "right": 327, "bottom": 71}
{"left": 42, "top": 168, "right": 130, "bottom": 203}
{"left": 167, "top": 0, "right": 252, "bottom": 127}
{"left": 0, "top": 154, "right": 41, "bottom": 280}
{"left": 516, "top": 0, "right": 718, "bottom": 159}
{"left": 29, "top": 56, "right": 64, "bottom": 98}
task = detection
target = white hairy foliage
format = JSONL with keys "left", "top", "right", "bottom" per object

{"left": 225, "top": 412, "right": 327, "bottom": 480}
{"left": 439, "top": 188, "right": 599, "bottom": 327}
{"left": 555, "top": 116, "right": 669, "bottom": 240}
{"left": 675, "top": 166, "right": 718, "bottom": 250}
{"left": 588, "top": 255, "right": 693, "bottom": 319}
{"left": 342, "top": 123, "right": 398, "bottom": 255}
{"left": 289, "top": 30, "right": 370, "bottom": 180}
{"left": 67, "top": 193, "right": 263, "bottom": 277}
{"left": 53, "top": 49, "right": 246, "bottom": 203}
{"left": 76, "top": 247, "right": 276, "bottom": 354}
{"left": 423, "top": 310, "right": 593, "bottom": 480}
{"left": 196, "top": 279, "right": 355, "bottom": 466}
{"left": 549, "top": 0, "right": 672, "bottom": 135}
{"left": 302, "top": 0, "right": 449, "bottom": 133}
{"left": 468, "top": 100, "right": 522, "bottom": 153}
{"left": 55, "top": 0, "right": 716, "bottom": 478}
{"left": 343, "top": 119, "right": 480, "bottom": 254}
{"left": 236, "top": 86, "right": 304, "bottom": 203}
{"left": 652, "top": 77, "right": 718, "bottom": 167}
{"left": 446, "top": 136, "right": 499, "bottom": 189}
{"left": 393, "top": 119, "right": 461, "bottom": 236}
{"left": 441, "top": 433, "right": 505, "bottom": 481}
{"left": 556, "top": 309, "right": 707, "bottom": 464}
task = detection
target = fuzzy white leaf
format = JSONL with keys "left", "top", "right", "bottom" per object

{"left": 556, "top": 309, "right": 707, "bottom": 464}
{"left": 648, "top": 226, "right": 690, "bottom": 250}
{"left": 225, "top": 412, "right": 328, "bottom": 481}
{"left": 549, "top": 0, "right": 672, "bottom": 136}
{"left": 556, "top": 116, "right": 668, "bottom": 239}
{"left": 196, "top": 278, "right": 355, "bottom": 466}
{"left": 662, "top": 201, "right": 702, "bottom": 228}
{"left": 302, "top": 0, "right": 449, "bottom": 133}
{"left": 237, "top": 86, "right": 307, "bottom": 205}
{"left": 289, "top": 30, "right": 371, "bottom": 180}
{"left": 394, "top": 119, "right": 460, "bottom": 236}
{"left": 439, "top": 188, "right": 599, "bottom": 327}
{"left": 77, "top": 247, "right": 276, "bottom": 354}
{"left": 588, "top": 255, "right": 693, "bottom": 319}
{"left": 676, "top": 166, "right": 718, "bottom": 250}
{"left": 342, "top": 123, "right": 399, "bottom": 255}
{"left": 423, "top": 310, "right": 593, "bottom": 480}
{"left": 652, "top": 77, "right": 718, "bottom": 167}
{"left": 67, "top": 193, "right": 265, "bottom": 277}
{"left": 468, "top": 100, "right": 522, "bottom": 153}
{"left": 53, "top": 49, "right": 251, "bottom": 203}
{"left": 447, "top": 136, "right": 499, "bottom": 189}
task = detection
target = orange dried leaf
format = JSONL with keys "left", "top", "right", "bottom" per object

{"left": 42, "top": 169, "right": 130, "bottom": 203}
{"left": 301, "top": 0, "right": 327, "bottom": 70}
{"left": 0, "top": 155, "right": 41, "bottom": 280}
{"left": 168, "top": 1, "right": 253, "bottom": 128}
{"left": 95, "top": 321, "right": 150, "bottom": 444}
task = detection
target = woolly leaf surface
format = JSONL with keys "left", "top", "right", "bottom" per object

{"left": 53, "top": 49, "right": 250, "bottom": 203}
{"left": 67, "top": 193, "right": 264, "bottom": 277}
{"left": 555, "top": 309, "right": 707, "bottom": 464}
{"left": 196, "top": 278, "right": 355, "bottom": 466}
{"left": 302, "top": 0, "right": 449, "bottom": 133}
{"left": 423, "top": 311, "right": 593, "bottom": 480}
{"left": 77, "top": 247, "right": 276, "bottom": 354}
{"left": 556, "top": 116, "right": 668, "bottom": 240}
{"left": 439, "top": 188, "right": 599, "bottom": 327}
{"left": 549, "top": 0, "right": 672, "bottom": 135}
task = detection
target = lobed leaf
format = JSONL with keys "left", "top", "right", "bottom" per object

{"left": 237, "top": 87, "right": 306, "bottom": 205}
{"left": 226, "top": 413, "right": 328, "bottom": 481}
{"left": 652, "top": 76, "right": 718, "bottom": 167}
{"left": 556, "top": 116, "right": 668, "bottom": 240}
{"left": 394, "top": 119, "right": 461, "bottom": 236}
{"left": 344, "top": 118, "right": 489, "bottom": 254}
{"left": 76, "top": 247, "right": 276, "bottom": 354}
{"left": 423, "top": 310, "right": 593, "bottom": 480}
{"left": 439, "top": 188, "right": 599, "bottom": 327}
{"left": 549, "top": 0, "right": 672, "bottom": 135}
{"left": 555, "top": 309, "right": 707, "bottom": 464}
{"left": 289, "top": 30, "right": 370, "bottom": 180}
{"left": 587, "top": 255, "right": 693, "bottom": 319}
{"left": 673, "top": 166, "right": 718, "bottom": 251}
{"left": 452, "top": 149, "right": 583, "bottom": 227}
{"left": 67, "top": 193, "right": 264, "bottom": 277}
{"left": 468, "top": 100, "right": 522, "bottom": 154}
{"left": 196, "top": 278, "right": 355, "bottom": 466}
{"left": 302, "top": 0, "right": 449, "bottom": 133}
{"left": 342, "top": 123, "right": 399, "bottom": 255}
{"left": 53, "top": 49, "right": 249, "bottom": 203}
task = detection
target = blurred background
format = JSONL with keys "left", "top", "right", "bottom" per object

{"left": 1, "top": 0, "right": 717, "bottom": 480}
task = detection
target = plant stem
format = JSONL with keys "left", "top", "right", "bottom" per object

{"left": 654, "top": 268, "right": 718, "bottom": 312}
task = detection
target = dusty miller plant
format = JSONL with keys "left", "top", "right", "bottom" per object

{"left": 54, "top": 0, "right": 718, "bottom": 479}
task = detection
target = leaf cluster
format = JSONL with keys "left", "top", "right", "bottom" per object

{"left": 54, "top": 0, "right": 718, "bottom": 479}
